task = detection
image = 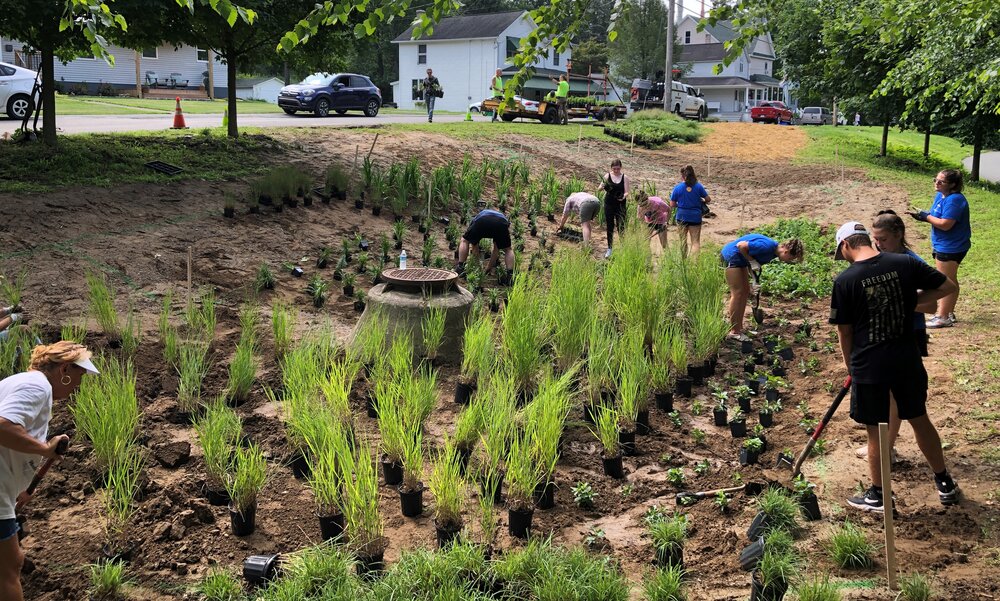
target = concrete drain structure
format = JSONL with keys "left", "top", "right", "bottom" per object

{"left": 358, "top": 268, "right": 474, "bottom": 364}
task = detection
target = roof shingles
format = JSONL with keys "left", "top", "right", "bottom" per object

{"left": 393, "top": 10, "right": 525, "bottom": 42}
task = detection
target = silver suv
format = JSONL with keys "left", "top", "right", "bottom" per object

{"left": 800, "top": 106, "right": 832, "bottom": 125}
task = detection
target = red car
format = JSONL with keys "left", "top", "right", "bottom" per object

{"left": 750, "top": 101, "right": 793, "bottom": 124}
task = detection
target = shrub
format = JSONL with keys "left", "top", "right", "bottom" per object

{"left": 897, "top": 572, "right": 932, "bottom": 601}
{"left": 752, "top": 218, "right": 836, "bottom": 298}
{"left": 827, "top": 521, "right": 875, "bottom": 569}
{"left": 794, "top": 575, "right": 842, "bottom": 601}
{"left": 88, "top": 559, "right": 128, "bottom": 600}
{"left": 196, "top": 569, "right": 244, "bottom": 601}
{"left": 604, "top": 110, "right": 703, "bottom": 148}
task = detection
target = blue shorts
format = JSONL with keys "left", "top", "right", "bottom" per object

{"left": 0, "top": 518, "right": 20, "bottom": 541}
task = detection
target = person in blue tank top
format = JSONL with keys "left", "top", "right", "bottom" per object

{"left": 721, "top": 233, "right": 804, "bottom": 339}
{"left": 669, "top": 165, "right": 711, "bottom": 256}
{"left": 908, "top": 169, "right": 971, "bottom": 328}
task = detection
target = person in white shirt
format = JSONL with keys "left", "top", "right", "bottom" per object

{"left": 0, "top": 341, "right": 98, "bottom": 601}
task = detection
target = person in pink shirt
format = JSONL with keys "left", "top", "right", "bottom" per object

{"left": 558, "top": 191, "right": 602, "bottom": 245}
{"left": 636, "top": 191, "right": 671, "bottom": 250}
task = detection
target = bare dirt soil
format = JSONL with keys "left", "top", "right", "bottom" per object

{"left": 2, "top": 122, "right": 998, "bottom": 600}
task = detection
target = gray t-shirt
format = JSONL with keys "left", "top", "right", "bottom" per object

{"left": 0, "top": 371, "right": 52, "bottom": 519}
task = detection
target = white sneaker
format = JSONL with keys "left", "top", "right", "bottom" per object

{"left": 604, "top": 248, "right": 612, "bottom": 259}
{"left": 926, "top": 315, "right": 954, "bottom": 328}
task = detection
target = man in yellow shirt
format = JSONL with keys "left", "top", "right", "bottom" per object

{"left": 549, "top": 74, "right": 569, "bottom": 125}
{"left": 490, "top": 69, "right": 503, "bottom": 122}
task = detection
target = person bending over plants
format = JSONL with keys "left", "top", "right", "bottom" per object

{"left": 457, "top": 208, "right": 515, "bottom": 284}
{"left": 669, "top": 165, "right": 712, "bottom": 256}
{"left": 635, "top": 191, "right": 671, "bottom": 253}
{"left": 720, "top": 234, "right": 804, "bottom": 339}
{"left": 557, "top": 191, "right": 602, "bottom": 245}
{"left": 830, "top": 222, "right": 959, "bottom": 513}
{"left": 1, "top": 341, "right": 98, "bottom": 601}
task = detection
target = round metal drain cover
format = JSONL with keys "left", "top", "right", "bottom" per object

{"left": 381, "top": 268, "right": 459, "bottom": 293}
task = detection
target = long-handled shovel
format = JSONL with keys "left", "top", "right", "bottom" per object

{"left": 674, "top": 480, "right": 769, "bottom": 506}
{"left": 15, "top": 437, "right": 69, "bottom": 541}
{"left": 750, "top": 267, "right": 765, "bottom": 325}
{"left": 774, "top": 376, "right": 852, "bottom": 480}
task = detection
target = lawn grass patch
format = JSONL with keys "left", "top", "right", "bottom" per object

{"left": 54, "top": 95, "right": 286, "bottom": 115}
{"left": 0, "top": 130, "right": 283, "bottom": 193}
{"left": 604, "top": 110, "right": 703, "bottom": 148}
{"left": 358, "top": 121, "right": 622, "bottom": 145}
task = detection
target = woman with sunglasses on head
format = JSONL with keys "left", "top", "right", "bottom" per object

{"left": 908, "top": 169, "right": 971, "bottom": 328}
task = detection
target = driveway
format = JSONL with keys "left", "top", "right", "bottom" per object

{"left": 1, "top": 111, "right": 467, "bottom": 136}
{"left": 962, "top": 151, "right": 1000, "bottom": 184}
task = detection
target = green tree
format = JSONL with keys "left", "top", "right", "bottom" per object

{"left": 569, "top": 39, "right": 609, "bottom": 75}
{"left": 607, "top": 0, "right": 668, "bottom": 84}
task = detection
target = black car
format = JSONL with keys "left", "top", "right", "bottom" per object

{"left": 278, "top": 72, "right": 382, "bottom": 117}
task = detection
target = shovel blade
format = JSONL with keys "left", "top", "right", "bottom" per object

{"left": 753, "top": 308, "right": 765, "bottom": 324}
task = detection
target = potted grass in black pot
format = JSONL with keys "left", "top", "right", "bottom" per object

{"left": 428, "top": 446, "right": 465, "bottom": 548}
{"left": 649, "top": 512, "right": 687, "bottom": 569}
{"left": 505, "top": 435, "right": 537, "bottom": 539}
{"left": 651, "top": 326, "right": 677, "bottom": 412}
{"left": 398, "top": 427, "right": 424, "bottom": 518}
{"left": 751, "top": 546, "right": 798, "bottom": 601}
{"left": 592, "top": 405, "right": 624, "bottom": 479}
{"left": 316, "top": 246, "right": 333, "bottom": 269}
{"left": 793, "top": 475, "right": 821, "bottom": 521}
{"left": 307, "top": 433, "right": 348, "bottom": 543}
{"left": 225, "top": 443, "right": 267, "bottom": 537}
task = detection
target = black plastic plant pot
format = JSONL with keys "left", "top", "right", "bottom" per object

{"left": 290, "top": 453, "right": 311, "bottom": 479}
{"left": 418, "top": 223, "right": 428, "bottom": 233}
{"left": 317, "top": 258, "right": 329, "bottom": 269}
{"left": 454, "top": 381, "right": 474, "bottom": 405}
{"left": 366, "top": 394, "right": 378, "bottom": 418}
{"left": 738, "top": 396, "right": 752, "bottom": 413}
{"left": 333, "top": 270, "right": 343, "bottom": 282}
{"left": 747, "top": 379, "right": 760, "bottom": 394}
{"left": 533, "top": 479, "right": 556, "bottom": 510}
{"left": 799, "top": 493, "right": 822, "bottom": 521}
{"left": 354, "top": 199, "right": 364, "bottom": 209}
{"left": 750, "top": 571, "right": 789, "bottom": 601}
{"left": 636, "top": 410, "right": 651, "bottom": 435}
{"left": 619, "top": 430, "right": 637, "bottom": 456}
{"left": 600, "top": 388, "right": 615, "bottom": 406}
{"left": 741, "top": 339, "right": 754, "bottom": 354}
{"left": 713, "top": 408, "right": 728, "bottom": 427}
{"left": 686, "top": 363, "right": 704, "bottom": 386}
{"left": 654, "top": 391, "right": 674, "bottom": 413}
{"left": 703, "top": 358, "right": 716, "bottom": 377}
{"left": 286, "top": 197, "right": 298, "bottom": 208}
{"left": 746, "top": 511, "right": 771, "bottom": 541}
{"left": 744, "top": 362, "right": 756, "bottom": 375}
{"left": 583, "top": 401, "right": 599, "bottom": 424}
{"left": 480, "top": 473, "right": 504, "bottom": 505}
{"left": 739, "top": 447, "right": 760, "bottom": 466}
{"left": 456, "top": 446, "right": 472, "bottom": 475}
{"left": 448, "top": 242, "right": 457, "bottom": 251}
{"left": 337, "top": 190, "right": 347, "bottom": 201}
{"left": 224, "top": 207, "right": 235, "bottom": 218}
{"left": 730, "top": 420, "right": 747, "bottom": 438}
{"left": 259, "top": 194, "right": 272, "bottom": 206}
{"left": 759, "top": 411, "right": 774, "bottom": 428}
{"left": 412, "top": 214, "right": 422, "bottom": 223}
{"left": 603, "top": 455, "right": 625, "bottom": 479}
{"left": 772, "top": 365, "right": 787, "bottom": 377}
{"left": 230, "top": 503, "right": 257, "bottom": 537}
{"left": 436, "top": 522, "right": 462, "bottom": 549}
{"left": 318, "top": 513, "right": 346, "bottom": 542}
{"left": 398, "top": 485, "right": 424, "bottom": 517}
{"left": 739, "top": 537, "right": 765, "bottom": 572}
{"left": 675, "top": 377, "right": 693, "bottom": 398}
{"left": 764, "top": 340, "right": 777, "bottom": 353}
{"left": 372, "top": 206, "right": 381, "bottom": 216}
{"left": 291, "top": 267, "right": 304, "bottom": 278}
{"left": 778, "top": 347, "right": 794, "bottom": 361}
{"left": 248, "top": 206, "right": 260, "bottom": 214}
{"left": 243, "top": 553, "right": 281, "bottom": 586}
{"left": 754, "top": 349, "right": 767, "bottom": 365}
{"left": 203, "top": 483, "right": 230, "bottom": 506}
{"left": 547, "top": 213, "right": 555, "bottom": 222}
{"left": 382, "top": 458, "right": 403, "bottom": 486}
{"left": 655, "top": 545, "right": 684, "bottom": 569}
{"left": 765, "top": 389, "right": 780, "bottom": 403}
{"left": 508, "top": 507, "right": 534, "bottom": 539}
{"left": 343, "top": 285, "right": 355, "bottom": 297}
{"left": 356, "top": 548, "right": 385, "bottom": 578}
{"left": 395, "top": 241, "right": 404, "bottom": 251}
{"left": 273, "top": 202, "right": 283, "bottom": 213}
{"left": 303, "top": 196, "right": 313, "bottom": 207}
{"left": 353, "top": 301, "right": 365, "bottom": 312}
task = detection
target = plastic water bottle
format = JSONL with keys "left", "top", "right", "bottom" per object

{"left": 399, "top": 250, "right": 407, "bottom": 270}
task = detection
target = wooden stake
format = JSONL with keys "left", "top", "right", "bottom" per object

{"left": 578, "top": 125, "right": 583, "bottom": 153}
{"left": 630, "top": 132, "right": 635, "bottom": 155}
{"left": 707, "top": 154, "right": 712, "bottom": 178}
{"left": 879, "top": 422, "right": 899, "bottom": 591}
{"left": 366, "top": 133, "right": 380, "bottom": 160}
{"left": 353, "top": 144, "right": 359, "bottom": 172}
{"left": 186, "top": 246, "right": 193, "bottom": 306}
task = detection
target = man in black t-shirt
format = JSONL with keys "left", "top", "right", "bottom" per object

{"left": 829, "top": 222, "right": 959, "bottom": 512}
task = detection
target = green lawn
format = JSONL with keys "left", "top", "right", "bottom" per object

{"left": 50, "top": 97, "right": 152, "bottom": 115}
{"left": 54, "top": 95, "right": 285, "bottom": 114}
{"left": 797, "top": 126, "right": 999, "bottom": 308}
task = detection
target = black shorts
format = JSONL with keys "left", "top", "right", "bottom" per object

{"left": 916, "top": 331, "right": 928, "bottom": 357}
{"left": 932, "top": 250, "right": 967, "bottom": 264}
{"left": 463, "top": 214, "right": 511, "bottom": 250}
{"left": 849, "top": 365, "right": 928, "bottom": 425}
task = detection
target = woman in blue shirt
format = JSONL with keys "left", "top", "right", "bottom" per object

{"left": 721, "top": 234, "right": 804, "bottom": 339}
{"left": 669, "top": 165, "right": 711, "bottom": 256}
{"left": 909, "top": 169, "right": 971, "bottom": 328}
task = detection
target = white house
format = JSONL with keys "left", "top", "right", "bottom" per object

{"left": 391, "top": 10, "right": 572, "bottom": 112}
{"left": 235, "top": 76, "right": 284, "bottom": 103}
{"left": 674, "top": 16, "right": 789, "bottom": 116}
{"left": 0, "top": 37, "right": 228, "bottom": 98}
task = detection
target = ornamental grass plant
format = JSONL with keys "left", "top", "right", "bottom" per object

{"left": 459, "top": 313, "right": 494, "bottom": 386}
{"left": 271, "top": 301, "right": 296, "bottom": 361}
{"left": 421, "top": 305, "right": 446, "bottom": 362}
{"left": 501, "top": 273, "right": 547, "bottom": 396}
{"left": 546, "top": 249, "right": 598, "bottom": 372}
{"left": 428, "top": 441, "right": 465, "bottom": 530}
{"left": 341, "top": 437, "right": 385, "bottom": 555}
{"left": 193, "top": 398, "right": 242, "bottom": 491}
{"left": 71, "top": 356, "right": 140, "bottom": 474}
{"left": 226, "top": 442, "right": 267, "bottom": 514}
{"left": 85, "top": 270, "right": 120, "bottom": 342}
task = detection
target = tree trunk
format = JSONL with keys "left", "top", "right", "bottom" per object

{"left": 923, "top": 126, "right": 930, "bottom": 157}
{"left": 880, "top": 118, "right": 889, "bottom": 157}
{"left": 227, "top": 47, "right": 238, "bottom": 138}
{"left": 283, "top": 61, "right": 289, "bottom": 86}
{"left": 971, "top": 125, "right": 982, "bottom": 182}
{"left": 40, "top": 44, "right": 56, "bottom": 145}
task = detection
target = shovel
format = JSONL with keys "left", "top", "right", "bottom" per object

{"left": 15, "top": 437, "right": 69, "bottom": 540}
{"left": 772, "top": 376, "right": 852, "bottom": 481}
{"left": 674, "top": 480, "right": 768, "bottom": 506}
{"left": 750, "top": 267, "right": 764, "bottom": 325}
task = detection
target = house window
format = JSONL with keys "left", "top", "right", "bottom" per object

{"left": 142, "top": 47, "right": 157, "bottom": 59}
{"left": 705, "top": 34, "right": 711, "bottom": 43}
{"left": 553, "top": 50, "right": 559, "bottom": 65}
{"left": 196, "top": 48, "right": 208, "bottom": 62}
{"left": 739, "top": 61, "right": 743, "bottom": 73}
{"left": 417, "top": 44, "right": 427, "bottom": 65}
{"left": 764, "top": 62, "right": 768, "bottom": 73}
{"left": 506, "top": 37, "right": 520, "bottom": 60}
{"left": 684, "top": 31, "right": 691, "bottom": 44}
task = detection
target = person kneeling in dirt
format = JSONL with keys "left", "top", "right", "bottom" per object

{"left": 636, "top": 191, "right": 671, "bottom": 253}
{"left": 1, "top": 341, "right": 97, "bottom": 601}
{"left": 457, "top": 208, "right": 515, "bottom": 285}
{"left": 830, "top": 222, "right": 959, "bottom": 513}
{"left": 720, "top": 234, "right": 804, "bottom": 340}
{"left": 557, "top": 191, "right": 602, "bottom": 245}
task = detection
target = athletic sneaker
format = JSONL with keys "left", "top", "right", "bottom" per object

{"left": 847, "top": 485, "right": 886, "bottom": 513}
{"left": 926, "top": 315, "right": 954, "bottom": 328}
{"left": 604, "top": 248, "right": 612, "bottom": 259}
{"left": 949, "top": 312, "right": 957, "bottom": 323}
{"left": 727, "top": 332, "right": 750, "bottom": 343}
{"left": 935, "top": 474, "right": 960, "bottom": 506}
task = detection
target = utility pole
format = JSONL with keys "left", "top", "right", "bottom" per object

{"left": 663, "top": 0, "right": 675, "bottom": 112}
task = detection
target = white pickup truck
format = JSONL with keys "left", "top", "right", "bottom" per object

{"left": 629, "top": 79, "right": 707, "bottom": 120}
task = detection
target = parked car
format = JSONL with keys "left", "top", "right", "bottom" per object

{"left": 750, "top": 101, "right": 793, "bottom": 124}
{"left": 800, "top": 106, "right": 833, "bottom": 125}
{"left": 470, "top": 95, "right": 539, "bottom": 114}
{"left": 278, "top": 72, "right": 381, "bottom": 117}
{"left": 0, "top": 61, "right": 37, "bottom": 120}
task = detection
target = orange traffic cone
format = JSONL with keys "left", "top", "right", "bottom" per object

{"left": 172, "top": 96, "right": 187, "bottom": 129}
